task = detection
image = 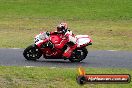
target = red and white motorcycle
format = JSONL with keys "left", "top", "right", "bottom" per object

{"left": 23, "top": 32, "right": 92, "bottom": 62}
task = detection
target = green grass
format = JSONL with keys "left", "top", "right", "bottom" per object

{"left": 0, "top": 0, "right": 132, "bottom": 50}
{"left": 0, "top": 19, "right": 132, "bottom": 50}
{"left": 0, "top": 66, "right": 131, "bottom": 88}
{"left": 0, "top": 0, "right": 132, "bottom": 20}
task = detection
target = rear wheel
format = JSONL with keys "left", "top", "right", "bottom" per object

{"left": 69, "top": 47, "right": 88, "bottom": 62}
{"left": 23, "top": 44, "right": 42, "bottom": 60}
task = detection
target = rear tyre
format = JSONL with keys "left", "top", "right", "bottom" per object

{"left": 69, "top": 47, "right": 88, "bottom": 62}
{"left": 23, "top": 44, "right": 42, "bottom": 60}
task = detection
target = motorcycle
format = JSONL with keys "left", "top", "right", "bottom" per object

{"left": 23, "top": 32, "right": 92, "bottom": 62}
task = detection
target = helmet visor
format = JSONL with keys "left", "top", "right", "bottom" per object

{"left": 57, "top": 26, "right": 62, "bottom": 31}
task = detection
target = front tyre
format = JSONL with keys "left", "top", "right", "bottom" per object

{"left": 23, "top": 44, "right": 42, "bottom": 60}
{"left": 69, "top": 47, "right": 88, "bottom": 62}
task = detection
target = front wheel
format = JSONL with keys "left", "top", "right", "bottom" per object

{"left": 69, "top": 47, "right": 88, "bottom": 62}
{"left": 23, "top": 44, "right": 42, "bottom": 60}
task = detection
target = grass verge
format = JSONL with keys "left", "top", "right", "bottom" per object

{"left": 0, "top": 0, "right": 132, "bottom": 50}
{"left": 0, "top": 66, "right": 131, "bottom": 88}
{"left": 0, "top": 19, "right": 132, "bottom": 50}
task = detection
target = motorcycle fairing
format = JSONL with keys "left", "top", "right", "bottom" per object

{"left": 41, "top": 47, "right": 63, "bottom": 58}
{"left": 50, "top": 35, "right": 62, "bottom": 44}
{"left": 76, "top": 35, "right": 91, "bottom": 47}
{"left": 33, "top": 32, "right": 92, "bottom": 59}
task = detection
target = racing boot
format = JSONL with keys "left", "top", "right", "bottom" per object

{"left": 62, "top": 44, "right": 77, "bottom": 59}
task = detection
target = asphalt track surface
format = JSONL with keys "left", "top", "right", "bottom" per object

{"left": 0, "top": 48, "right": 132, "bottom": 69}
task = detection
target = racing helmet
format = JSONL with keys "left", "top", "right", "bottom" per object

{"left": 57, "top": 23, "right": 68, "bottom": 33}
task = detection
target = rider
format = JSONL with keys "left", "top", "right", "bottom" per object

{"left": 49, "top": 23, "right": 77, "bottom": 59}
